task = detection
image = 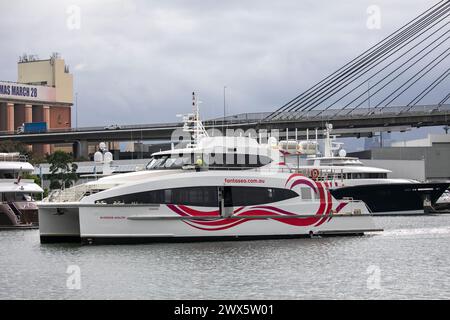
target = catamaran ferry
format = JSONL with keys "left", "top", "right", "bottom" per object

{"left": 38, "top": 94, "right": 380, "bottom": 244}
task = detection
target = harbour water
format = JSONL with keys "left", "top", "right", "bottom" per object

{"left": 1, "top": 215, "right": 449, "bottom": 300}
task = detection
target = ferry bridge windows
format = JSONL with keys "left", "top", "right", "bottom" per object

{"left": 146, "top": 153, "right": 272, "bottom": 170}
{"left": 98, "top": 186, "right": 298, "bottom": 206}
{"left": 204, "top": 154, "right": 272, "bottom": 169}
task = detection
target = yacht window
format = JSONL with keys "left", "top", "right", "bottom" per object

{"left": 348, "top": 172, "right": 387, "bottom": 179}
{"left": 2, "top": 193, "right": 33, "bottom": 202}
{"left": 0, "top": 170, "right": 16, "bottom": 179}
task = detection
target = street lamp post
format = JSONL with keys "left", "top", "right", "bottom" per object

{"left": 75, "top": 92, "right": 78, "bottom": 129}
{"left": 223, "top": 86, "right": 227, "bottom": 134}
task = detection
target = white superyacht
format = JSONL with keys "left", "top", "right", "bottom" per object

{"left": 0, "top": 153, "right": 43, "bottom": 228}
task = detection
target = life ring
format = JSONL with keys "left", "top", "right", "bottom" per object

{"left": 310, "top": 168, "right": 320, "bottom": 180}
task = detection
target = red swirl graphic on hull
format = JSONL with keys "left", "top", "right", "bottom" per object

{"left": 167, "top": 174, "right": 343, "bottom": 231}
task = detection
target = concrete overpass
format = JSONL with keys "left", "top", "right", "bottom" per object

{"left": 0, "top": 104, "right": 449, "bottom": 158}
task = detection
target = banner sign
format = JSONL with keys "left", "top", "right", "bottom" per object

{"left": 0, "top": 81, "right": 56, "bottom": 102}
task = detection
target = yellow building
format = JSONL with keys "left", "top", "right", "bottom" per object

{"left": 0, "top": 53, "right": 73, "bottom": 155}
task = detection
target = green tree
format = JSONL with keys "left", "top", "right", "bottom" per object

{"left": 46, "top": 151, "right": 78, "bottom": 190}
{"left": 0, "top": 140, "right": 48, "bottom": 164}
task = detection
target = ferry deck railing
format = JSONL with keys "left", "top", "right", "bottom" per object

{"left": 0, "top": 153, "right": 28, "bottom": 162}
{"left": 43, "top": 184, "right": 92, "bottom": 203}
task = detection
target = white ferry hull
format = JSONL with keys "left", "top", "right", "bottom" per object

{"left": 39, "top": 202, "right": 378, "bottom": 244}
{"left": 38, "top": 173, "right": 380, "bottom": 244}
{"left": 38, "top": 206, "right": 80, "bottom": 242}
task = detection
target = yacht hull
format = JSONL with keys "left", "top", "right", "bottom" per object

{"left": 0, "top": 202, "right": 39, "bottom": 228}
{"left": 329, "top": 182, "right": 450, "bottom": 215}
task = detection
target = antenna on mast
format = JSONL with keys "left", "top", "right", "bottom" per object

{"left": 180, "top": 91, "right": 208, "bottom": 148}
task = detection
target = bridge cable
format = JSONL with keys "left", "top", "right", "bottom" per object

{"left": 375, "top": 47, "right": 450, "bottom": 111}
{"left": 264, "top": 0, "right": 449, "bottom": 121}
{"left": 438, "top": 92, "right": 450, "bottom": 104}
{"left": 282, "top": 3, "right": 450, "bottom": 119}
{"left": 313, "top": 22, "right": 450, "bottom": 118}
{"left": 285, "top": 6, "right": 450, "bottom": 119}
{"left": 338, "top": 30, "right": 450, "bottom": 116}
{"left": 406, "top": 67, "right": 450, "bottom": 107}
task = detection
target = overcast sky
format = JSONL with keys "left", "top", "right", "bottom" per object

{"left": 0, "top": 0, "right": 446, "bottom": 129}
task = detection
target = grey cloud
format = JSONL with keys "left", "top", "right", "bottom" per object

{"left": 0, "top": 0, "right": 445, "bottom": 126}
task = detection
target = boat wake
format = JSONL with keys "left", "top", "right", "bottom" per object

{"left": 379, "top": 226, "right": 450, "bottom": 237}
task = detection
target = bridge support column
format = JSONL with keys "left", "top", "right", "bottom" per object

{"left": 24, "top": 104, "right": 32, "bottom": 123}
{"left": 73, "top": 141, "right": 89, "bottom": 160}
{"left": 0, "top": 103, "right": 6, "bottom": 131}
{"left": 42, "top": 106, "right": 51, "bottom": 155}
{"left": 6, "top": 103, "right": 14, "bottom": 132}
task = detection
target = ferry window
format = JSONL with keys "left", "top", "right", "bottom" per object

{"left": 145, "top": 158, "right": 157, "bottom": 169}
{"left": 146, "top": 156, "right": 169, "bottom": 170}
{"left": 98, "top": 186, "right": 297, "bottom": 206}
{"left": 164, "top": 189, "right": 172, "bottom": 203}
{"left": 164, "top": 158, "right": 177, "bottom": 168}
{"left": 146, "top": 155, "right": 192, "bottom": 170}
{"left": 224, "top": 186, "right": 298, "bottom": 206}
{"left": 171, "top": 187, "right": 218, "bottom": 207}
{"left": 99, "top": 186, "right": 219, "bottom": 207}
{"left": 164, "top": 156, "right": 192, "bottom": 169}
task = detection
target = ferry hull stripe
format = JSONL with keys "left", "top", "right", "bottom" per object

{"left": 166, "top": 176, "right": 337, "bottom": 231}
